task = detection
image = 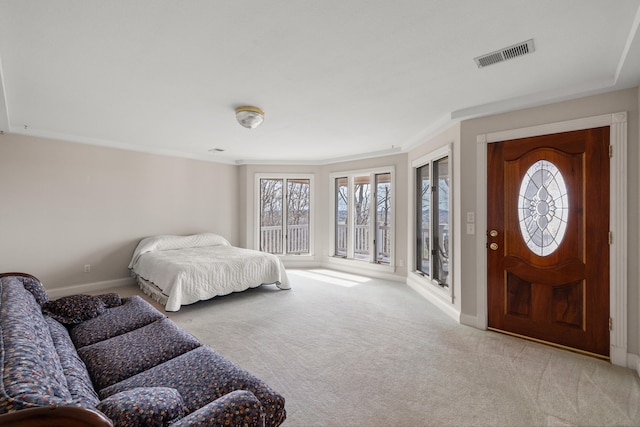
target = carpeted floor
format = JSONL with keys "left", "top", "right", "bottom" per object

{"left": 111, "top": 269, "right": 640, "bottom": 426}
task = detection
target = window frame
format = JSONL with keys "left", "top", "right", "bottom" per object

{"left": 329, "top": 166, "right": 395, "bottom": 271}
{"left": 411, "top": 145, "right": 453, "bottom": 298}
{"left": 254, "top": 173, "right": 314, "bottom": 258}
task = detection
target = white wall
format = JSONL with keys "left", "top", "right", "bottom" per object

{"left": 0, "top": 134, "right": 240, "bottom": 291}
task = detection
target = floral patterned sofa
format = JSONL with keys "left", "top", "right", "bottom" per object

{"left": 0, "top": 272, "right": 286, "bottom": 427}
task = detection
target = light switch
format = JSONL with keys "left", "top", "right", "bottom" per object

{"left": 466, "top": 212, "right": 475, "bottom": 223}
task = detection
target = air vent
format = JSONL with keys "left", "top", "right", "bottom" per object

{"left": 474, "top": 39, "right": 535, "bottom": 68}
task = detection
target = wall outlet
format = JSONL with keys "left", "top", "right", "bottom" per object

{"left": 84, "top": 264, "right": 91, "bottom": 273}
{"left": 466, "top": 224, "right": 475, "bottom": 235}
{"left": 398, "top": 259, "right": 404, "bottom": 267}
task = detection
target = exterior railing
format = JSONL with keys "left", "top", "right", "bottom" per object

{"left": 261, "top": 222, "right": 447, "bottom": 275}
{"left": 260, "top": 223, "right": 394, "bottom": 264}
{"left": 260, "top": 224, "right": 309, "bottom": 254}
{"left": 335, "top": 224, "right": 391, "bottom": 261}
{"left": 287, "top": 224, "right": 309, "bottom": 253}
{"left": 417, "top": 224, "right": 449, "bottom": 285}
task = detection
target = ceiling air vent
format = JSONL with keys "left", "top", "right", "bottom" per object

{"left": 474, "top": 39, "right": 535, "bottom": 68}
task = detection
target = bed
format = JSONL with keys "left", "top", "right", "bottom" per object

{"left": 128, "top": 233, "right": 290, "bottom": 311}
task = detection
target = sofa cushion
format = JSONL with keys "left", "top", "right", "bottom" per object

{"left": 96, "top": 387, "right": 186, "bottom": 427}
{"left": 100, "top": 346, "right": 286, "bottom": 427}
{"left": 45, "top": 317, "right": 100, "bottom": 408}
{"left": 0, "top": 277, "right": 72, "bottom": 414}
{"left": 96, "top": 292, "right": 122, "bottom": 308}
{"left": 79, "top": 318, "right": 201, "bottom": 390}
{"left": 43, "top": 295, "right": 106, "bottom": 325}
{"left": 69, "top": 296, "right": 165, "bottom": 349}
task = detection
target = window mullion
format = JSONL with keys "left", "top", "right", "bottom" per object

{"left": 370, "top": 173, "right": 376, "bottom": 263}
{"left": 347, "top": 176, "right": 355, "bottom": 259}
{"left": 430, "top": 165, "right": 436, "bottom": 279}
{"left": 282, "top": 179, "right": 288, "bottom": 255}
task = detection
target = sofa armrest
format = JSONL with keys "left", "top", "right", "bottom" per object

{"left": 171, "top": 390, "right": 263, "bottom": 427}
{"left": 0, "top": 406, "right": 113, "bottom": 427}
{"left": 96, "top": 386, "right": 187, "bottom": 427}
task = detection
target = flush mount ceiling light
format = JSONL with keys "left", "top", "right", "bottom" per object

{"left": 235, "top": 106, "right": 264, "bottom": 129}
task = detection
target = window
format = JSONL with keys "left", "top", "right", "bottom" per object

{"left": 353, "top": 175, "right": 371, "bottom": 259}
{"left": 331, "top": 168, "right": 394, "bottom": 265}
{"left": 414, "top": 146, "right": 451, "bottom": 288}
{"left": 375, "top": 173, "right": 392, "bottom": 263}
{"left": 258, "top": 175, "right": 312, "bottom": 255}
{"left": 335, "top": 177, "right": 348, "bottom": 257}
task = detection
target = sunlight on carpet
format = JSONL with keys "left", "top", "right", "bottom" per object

{"left": 294, "top": 268, "right": 372, "bottom": 287}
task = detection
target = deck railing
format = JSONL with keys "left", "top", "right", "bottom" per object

{"left": 260, "top": 223, "right": 394, "bottom": 264}
{"left": 260, "top": 224, "right": 309, "bottom": 254}
{"left": 261, "top": 223, "right": 448, "bottom": 277}
{"left": 335, "top": 224, "right": 391, "bottom": 261}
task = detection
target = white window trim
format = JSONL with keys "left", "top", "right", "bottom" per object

{"left": 254, "top": 173, "right": 315, "bottom": 259}
{"left": 410, "top": 144, "right": 453, "bottom": 302}
{"left": 329, "top": 166, "right": 396, "bottom": 272}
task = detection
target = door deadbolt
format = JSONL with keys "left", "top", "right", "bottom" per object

{"left": 489, "top": 243, "right": 499, "bottom": 250}
{"left": 489, "top": 230, "right": 498, "bottom": 237}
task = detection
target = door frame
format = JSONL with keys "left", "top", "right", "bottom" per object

{"left": 475, "top": 112, "right": 628, "bottom": 366}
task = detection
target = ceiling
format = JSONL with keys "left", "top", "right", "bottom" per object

{"left": 1, "top": 1, "right": 639, "bottom": 165}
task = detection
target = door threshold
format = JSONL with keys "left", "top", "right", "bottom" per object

{"left": 488, "top": 327, "right": 610, "bottom": 361}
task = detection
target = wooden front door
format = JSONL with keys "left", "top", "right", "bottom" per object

{"left": 487, "top": 127, "right": 610, "bottom": 357}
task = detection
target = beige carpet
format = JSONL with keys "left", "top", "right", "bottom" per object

{"left": 110, "top": 269, "right": 640, "bottom": 427}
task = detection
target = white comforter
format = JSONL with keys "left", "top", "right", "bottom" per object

{"left": 129, "top": 233, "right": 290, "bottom": 311}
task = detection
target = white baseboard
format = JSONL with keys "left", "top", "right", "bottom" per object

{"left": 610, "top": 345, "right": 629, "bottom": 367}
{"left": 322, "top": 258, "right": 404, "bottom": 283}
{"left": 460, "top": 313, "right": 481, "bottom": 329}
{"left": 405, "top": 275, "right": 460, "bottom": 322}
{"left": 628, "top": 353, "right": 640, "bottom": 376}
{"left": 282, "top": 259, "right": 322, "bottom": 269}
{"left": 47, "top": 277, "right": 136, "bottom": 299}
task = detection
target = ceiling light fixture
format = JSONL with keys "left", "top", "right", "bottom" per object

{"left": 235, "top": 106, "right": 264, "bottom": 129}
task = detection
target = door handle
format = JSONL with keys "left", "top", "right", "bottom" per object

{"left": 489, "top": 230, "right": 498, "bottom": 237}
{"left": 489, "top": 243, "right": 499, "bottom": 251}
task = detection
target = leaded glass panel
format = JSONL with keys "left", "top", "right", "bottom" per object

{"left": 517, "top": 160, "right": 568, "bottom": 256}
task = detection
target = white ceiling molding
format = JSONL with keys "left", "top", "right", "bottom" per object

{"left": 13, "top": 126, "right": 238, "bottom": 165}
{"left": 235, "top": 146, "right": 403, "bottom": 166}
{"left": 450, "top": 77, "right": 616, "bottom": 121}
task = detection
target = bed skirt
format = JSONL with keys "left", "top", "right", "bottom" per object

{"left": 135, "top": 275, "right": 169, "bottom": 307}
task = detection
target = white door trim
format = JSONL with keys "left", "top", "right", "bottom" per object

{"left": 476, "top": 112, "right": 628, "bottom": 366}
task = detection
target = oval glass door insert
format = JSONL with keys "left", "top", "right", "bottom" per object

{"left": 517, "top": 160, "right": 568, "bottom": 256}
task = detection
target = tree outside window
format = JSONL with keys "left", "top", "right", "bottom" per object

{"left": 259, "top": 177, "right": 311, "bottom": 255}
